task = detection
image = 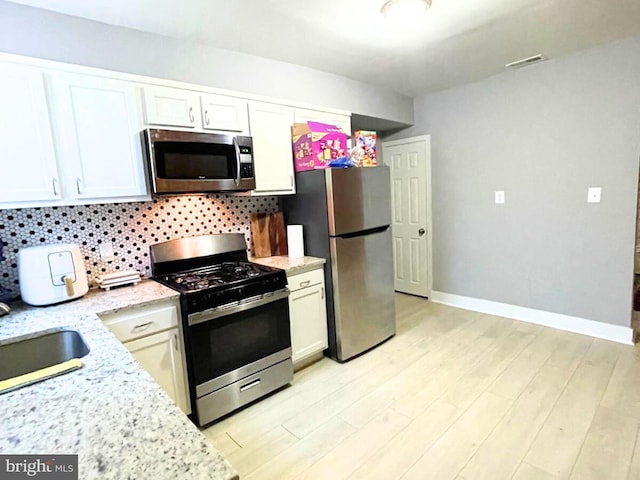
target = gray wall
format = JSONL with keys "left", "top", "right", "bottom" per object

{"left": 0, "top": 1, "right": 413, "bottom": 125}
{"left": 386, "top": 36, "right": 640, "bottom": 327}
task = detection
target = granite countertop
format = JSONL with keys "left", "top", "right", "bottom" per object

{"left": 0, "top": 281, "right": 238, "bottom": 480}
{"left": 251, "top": 255, "right": 326, "bottom": 276}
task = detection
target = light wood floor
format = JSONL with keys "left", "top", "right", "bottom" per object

{"left": 202, "top": 293, "right": 640, "bottom": 480}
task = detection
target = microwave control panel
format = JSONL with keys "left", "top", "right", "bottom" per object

{"left": 239, "top": 146, "right": 254, "bottom": 178}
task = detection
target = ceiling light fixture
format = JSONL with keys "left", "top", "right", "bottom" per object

{"left": 381, "top": 0, "right": 432, "bottom": 21}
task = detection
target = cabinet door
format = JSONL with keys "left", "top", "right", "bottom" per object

{"left": 125, "top": 328, "right": 190, "bottom": 414}
{"left": 0, "top": 63, "right": 60, "bottom": 204}
{"left": 289, "top": 283, "right": 328, "bottom": 364}
{"left": 293, "top": 108, "right": 327, "bottom": 124}
{"left": 293, "top": 109, "right": 352, "bottom": 149}
{"left": 142, "top": 85, "right": 200, "bottom": 128}
{"left": 50, "top": 73, "right": 148, "bottom": 200}
{"left": 248, "top": 101, "right": 295, "bottom": 194}
{"left": 200, "top": 94, "right": 249, "bottom": 134}
{"left": 325, "top": 113, "right": 352, "bottom": 138}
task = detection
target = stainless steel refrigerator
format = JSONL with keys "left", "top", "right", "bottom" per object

{"left": 282, "top": 166, "right": 396, "bottom": 362}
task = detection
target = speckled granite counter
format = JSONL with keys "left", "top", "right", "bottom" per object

{"left": 251, "top": 255, "right": 326, "bottom": 276}
{"left": 0, "top": 281, "right": 238, "bottom": 480}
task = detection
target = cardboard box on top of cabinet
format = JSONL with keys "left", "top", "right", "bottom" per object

{"left": 354, "top": 130, "right": 377, "bottom": 167}
{"left": 291, "top": 122, "right": 348, "bottom": 172}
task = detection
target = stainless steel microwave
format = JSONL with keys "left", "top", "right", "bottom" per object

{"left": 144, "top": 128, "right": 256, "bottom": 194}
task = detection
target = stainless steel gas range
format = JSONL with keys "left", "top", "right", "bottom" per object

{"left": 150, "top": 234, "right": 293, "bottom": 426}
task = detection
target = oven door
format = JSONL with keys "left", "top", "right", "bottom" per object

{"left": 187, "top": 289, "right": 291, "bottom": 399}
{"left": 145, "top": 128, "right": 255, "bottom": 193}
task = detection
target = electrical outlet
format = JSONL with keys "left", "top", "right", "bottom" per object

{"left": 587, "top": 187, "right": 602, "bottom": 203}
{"left": 99, "top": 242, "right": 115, "bottom": 261}
{"left": 495, "top": 191, "right": 505, "bottom": 204}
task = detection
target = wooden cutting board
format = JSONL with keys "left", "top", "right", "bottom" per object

{"left": 250, "top": 212, "right": 288, "bottom": 258}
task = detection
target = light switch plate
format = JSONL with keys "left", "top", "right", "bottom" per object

{"left": 495, "top": 191, "right": 505, "bottom": 204}
{"left": 99, "top": 241, "right": 115, "bottom": 261}
{"left": 587, "top": 187, "right": 602, "bottom": 203}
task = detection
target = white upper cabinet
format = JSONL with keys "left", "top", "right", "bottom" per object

{"left": 294, "top": 108, "right": 351, "bottom": 136}
{"left": 248, "top": 101, "right": 296, "bottom": 195}
{"left": 293, "top": 108, "right": 328, "bottom": 124}
{"left": 0, "top": 63, "right": 60, "bottom": 204}
{"left": 142, "top": 85, "right": 201, "bottom": 129}
{"left": 0, "top": 53, "right": 354, "bottom": 205}
{"left": 293, "top": 108, "right": 352, "bottom": 148}
{"left": 49, "top": 73, "right": 148, "bottom": 200}
{"left": 200, "top": 94, "right": 249, "bottom": 134}
{"left": 325, "top": 113, "right": 352, "bottom": 138}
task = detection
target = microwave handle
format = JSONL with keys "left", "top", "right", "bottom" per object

{"left": 233, "top": 136, "right": 241, "bottom": 187}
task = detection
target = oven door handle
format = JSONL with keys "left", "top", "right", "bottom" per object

{"left": 188, "top": 288, "right": 290, "bottom": 326}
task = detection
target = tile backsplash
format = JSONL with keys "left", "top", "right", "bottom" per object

{"left": 0, "top": 194, "right": 279, "bottom": 296}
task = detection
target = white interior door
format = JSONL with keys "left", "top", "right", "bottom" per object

{"left": 382, "top": 136, "right": 432, "bottom": 297}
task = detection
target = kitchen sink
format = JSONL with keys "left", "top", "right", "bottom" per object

{"left": 0, "top": 329, "right": 90, "bottom": 383}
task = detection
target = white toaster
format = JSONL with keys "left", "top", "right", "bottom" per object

{"left": 18, "top": 244, "right": 89, "bottom": 306}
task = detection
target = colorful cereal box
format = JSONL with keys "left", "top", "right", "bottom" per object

{"left": 353, "top": 130, "right": 377, "bottom": 167}
{"left": 291, "top": 122, "right": 348, "bottom": 172}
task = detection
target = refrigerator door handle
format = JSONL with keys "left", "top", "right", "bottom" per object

{"left": 334, "top": 225, "right": 390, "bottom": 239}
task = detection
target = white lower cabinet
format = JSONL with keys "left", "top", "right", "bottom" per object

{"left": 125, "top": 328, "right": 190, "bottom": 414}
{"left": 288, "top": 268, "right": 328, "bottom": 366}
{"left": 99, "top": 299, "right": 190, "bottom": 414}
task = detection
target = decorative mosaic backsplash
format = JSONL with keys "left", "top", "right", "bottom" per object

{"left": 0, "top": 195, "right": 279, "bottom": 296}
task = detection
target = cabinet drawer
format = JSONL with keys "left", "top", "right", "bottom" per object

{"left": 100, "top": 303, "right": 179, "bottom": 343}
{"left": 288, "top": 268, "right": 324, "bottom": 292}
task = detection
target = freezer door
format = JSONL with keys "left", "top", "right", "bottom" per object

{"left": 330, "top": 227, "right": 396, "bottom": 361}
{"left": 326, "top": 166, "right": 392, "bottom": 236}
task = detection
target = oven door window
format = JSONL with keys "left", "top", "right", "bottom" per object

{"left": 189, "top": 297, "right": 290, "bottom": 387}
{"left": 154, "top": 141, "right": 237, "bottom": 179}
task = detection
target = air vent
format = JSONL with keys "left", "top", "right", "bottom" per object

{"left": 505, "top": 54, "right": 546, "bottom": 69}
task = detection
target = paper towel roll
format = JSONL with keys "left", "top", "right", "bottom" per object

{"left": 287, "top": 225, "right": 304, "bottom": 258}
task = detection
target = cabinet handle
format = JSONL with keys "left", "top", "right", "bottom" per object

{"left": 76, "top": 177, "right": 83, "bottom": 194}
{"left": 321, "top": 286, "right": 324, "bottom": 300}
{"left": 188, "top": 107, "right": 195, "bottom": 123}
{"left": 174, "top": 333, "right": 179, "bottom": 351}
{"left": 133, "top": 321, "right": 153, "bottom": 331}
{"left": 290, "top": 175, "right": 294, "bottom": 187}
{"left": 204, "top": 110, "right": 210, "bottom": 126}
{"left": 52, "top": 177, "right": 59, "bottom": 196}
{"left": 300, "top": 280, "right": 311, "bottom": 288}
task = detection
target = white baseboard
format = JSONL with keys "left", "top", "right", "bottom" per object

{"left": 430, "top": 291, "right": 634, "bottom": 345}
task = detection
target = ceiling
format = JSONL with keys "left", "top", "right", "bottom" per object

{"left": 7, "top": 0, "right": 640, "bottom": 97}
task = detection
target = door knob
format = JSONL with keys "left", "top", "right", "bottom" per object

{"left": 418, "top": 228, "right": 426, "bottom": 236}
